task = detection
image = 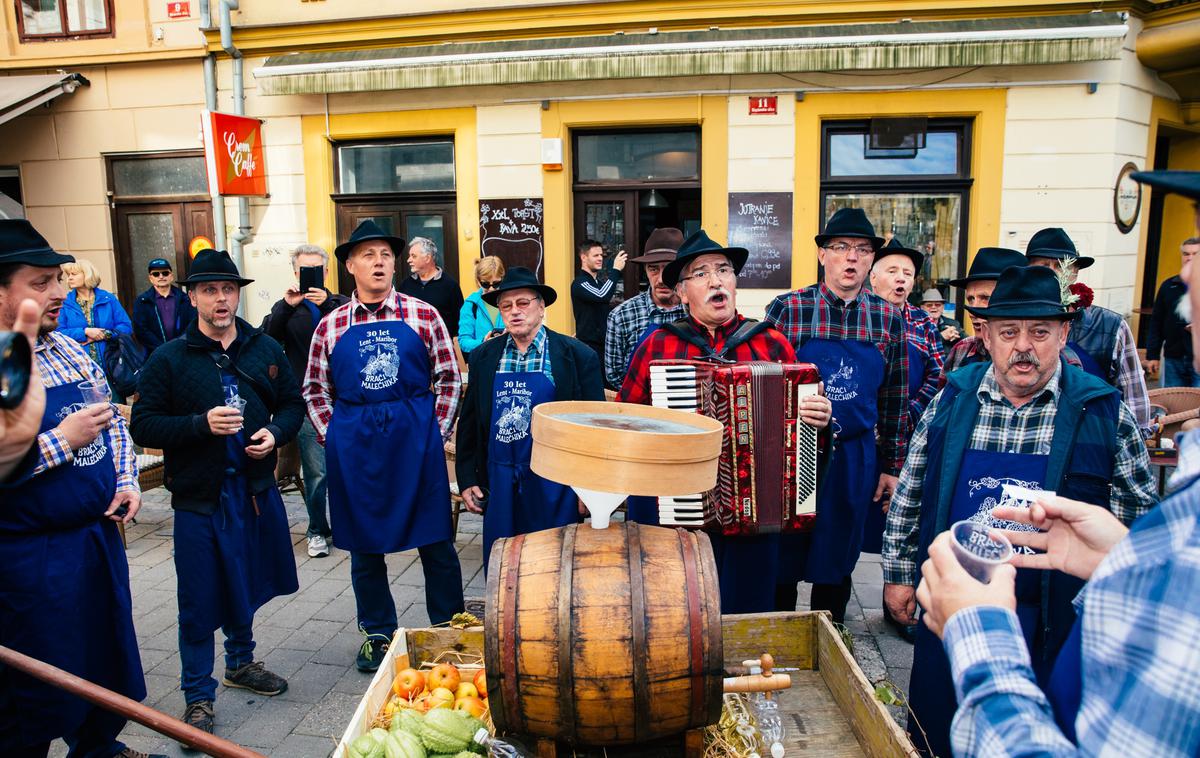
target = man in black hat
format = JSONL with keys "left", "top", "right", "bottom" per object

{"left": 131, "top": 248, "right": 304, "bottom": 744}
{"left": 765, "top": 207, "right": 909, "bottom": 623}
{"left": 303, "top": 220, "right": 464, "bottom": 673}
{"left": 0, "top": 219, "right": 162, "bottom": 758}
{"left": 881, "top": 265, "right": 1155, "bottom": 757}
{"left": 571, "top": 239, "right": 627, "bottom": 370}
{"left": 131, "top": 256, "right": 196, "bottom": 355}
{"left": 603, "top": 227, "right": 688, "bottom": 389}
{"left": 618, "top": 230, "right": 832, "bottom": 613}
{"left": 1024, "top": 227, "right": 1152, "bottom": 437}
{"left": 942, "top": 247, "right": 1028, "bottom": 373}
{"left": 456, "top": 267, "right": 604, "bottom": 573}
{"left": 919, "top": 288, "right": 963, "bottom": 350}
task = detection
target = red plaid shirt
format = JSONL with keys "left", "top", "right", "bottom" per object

{"left": 303, "top": 288, "right": 461, "bottom": 444}
{"left": 617, "top": 313, "right": 797, "bottom": 405}
{"left": 765, "top": 283, "right": 909, "bottom": 474}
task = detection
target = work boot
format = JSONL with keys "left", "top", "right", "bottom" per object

{"left": 222, "top": 660, "right": 288, "bottom": 696}
{"left": 117, "top": 749, "right": 169, "bottom": 758}
{"left": 179, "top": 700, "right": 214, "bottom": 752}
{"left": 356, "top": 632, "right": 390, "bottom": 673}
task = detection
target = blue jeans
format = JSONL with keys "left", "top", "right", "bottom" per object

{"left": 297, "top": 418, "right": 330, "bottom": 537}
{"left": 179, "top": 621, "right": 254, "bottom": 706}
{"left": 350, "top": 541, "right": 465, "bottom": 635}
{"left": 1162, "top": 356, "right": 1200, "bottom": 388}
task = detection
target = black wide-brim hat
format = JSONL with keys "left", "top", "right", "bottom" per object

{"left": 0, "top": 219, "right": 75, "bottom": 267}
{"left": 1025, "top": 227, "right": 1094, "bottom": 269}
{"left": 335, "top": 219, "right": 406, "bottom": 263}
{"left": 875, "top": 237, "right": 924, "bottom": 272}
{"left": 815, "top": 207, "right": 885, "bottom": 250}
{"left": 631, "top": 227, "right": 684, "bottom": 264}
{"left": 662, "top": 229, "right": 749, "bottom": 288}
{"left": 964, "top": 265, "right": 1077, "bottom": 321}
{"left": 1132, "top": 170, "right": 1200, "bottom": 201}
{"left": 179, "top": 249, "right": 253, "bottom": 287}
{"left": 482, "top": 266, "right": 557, "bottom": 307}
{"left": 949, "top": 247, "right": 1027, "bottom": 287}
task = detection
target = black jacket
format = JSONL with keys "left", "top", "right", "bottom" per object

{"left": 260, "top": 289, "right": 348, "bottom": 381}
{"left": 399, "top": 272, "right": 465, "bottom": 337}
{"left": 130, "top": 318, "right": 306, "bottom": 514}
{"left": 1147, "top": 275, "right": 1191, "bottom": 360}
{"left": 132, "top": 286, "right": 197, "bottom": 354}
{"left": 570, "top": 269, "right": 621, "bottom": 346}
{"left": 456, "top": 328, "right": 605, "bottom": 492}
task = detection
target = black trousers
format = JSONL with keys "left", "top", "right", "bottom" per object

{"left": 774, "top": 575, "right": 854, "bottom": 624}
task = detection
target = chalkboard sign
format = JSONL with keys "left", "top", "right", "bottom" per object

{"left": 727, "top": 192, "right": 792, "bottom": 289}
{"left": 479, "top": 198, "right": 545, "bottom": 281}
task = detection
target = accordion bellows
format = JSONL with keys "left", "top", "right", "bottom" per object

{"left": 650, "top": 360, "right": 821, "bottom": 536}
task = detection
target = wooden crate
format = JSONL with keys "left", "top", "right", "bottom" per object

{"left": 335, "top": 613, "right": 915, "bottom": 758}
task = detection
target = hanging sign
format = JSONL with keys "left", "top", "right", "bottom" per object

{"left": 748, "top": 96, "right": 778, "bottom": 115}
{"left": 201, "top": 110, "right": 268, "bottom": 197}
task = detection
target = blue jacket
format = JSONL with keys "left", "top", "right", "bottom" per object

{"left": 457, "top": 288, "right": 504, "bottom": 356}
{"left": 58, "top": 288, "right": 133, "bottom": 364}
{"left": 131, "top": 285, "right": 196, "bottom": 354}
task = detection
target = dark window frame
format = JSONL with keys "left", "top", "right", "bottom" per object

{"left": 16, "top": 0, "right": 115, "bottom": 42}
{"left": 572, "top": 126, "right": 703, "bottom": 188}
{"left": 105, "top": 149, "right": 211, "bottom": 204}
{"left": 334, "top": 136, "right": 457, "bottom": 195}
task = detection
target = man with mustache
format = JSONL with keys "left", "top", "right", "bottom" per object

{"left": 765, "top": 207, "right": 909, "bottom": 624}
{"left": 880, "top": 265, "right": 1155, "bottom": 757}
{"left": 603, "top": 228, "right": 688, "bottom": 389}
{"left": 0, "top": 219, "right": 160, "bottom": 758}
{"left": 618, "top": 230, "right": 832, "bottom": 612}
{"left": 132, "top": 248, "right": 305, "bottom": 744}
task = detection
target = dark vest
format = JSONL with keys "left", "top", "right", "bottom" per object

{"left": 1071, "top": 306, "right": 1123, "bottom": 385}
{"left": 915, "top": 360, "right": 1120, "bottom": 663}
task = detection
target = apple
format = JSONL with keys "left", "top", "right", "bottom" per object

{"left": 393, "top": 668, "right": 426, "bottom": 700}
{"left": 412, "top": 694, "right": 433, "bottom": 713}
{"left": 429, "top": 687, "right": 456, "bottom": 709}
{"left": 428, "top": 663, "right": 461, "bottom": 693}
{"left": 473, "top": 668, "right": 487, "bottom": 699}
{"left": 455, "top": 682, "right": 479, "bottom": 700}
{"left": 455, "top": 696, "right": 487, "bottom": 719}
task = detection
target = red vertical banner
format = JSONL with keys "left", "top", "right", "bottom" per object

{"left": 202, "top": 110, "right": 268, "bottom": 197}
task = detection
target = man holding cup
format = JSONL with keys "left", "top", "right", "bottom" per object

{"left": 131, "top": 249, "right": 305, "bottom": 744}
{"left": 880, "top": 265, "right": 1155, "bottom": 757}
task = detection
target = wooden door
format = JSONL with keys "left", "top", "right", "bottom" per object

{"left": 574, "top": 191, "right": 638, "bottom": 302}
{"left": 334, "top": 200, "right": 458, "bottom": 296}
{"left": 113, "top": 203, "right": 186, "bottom": 312}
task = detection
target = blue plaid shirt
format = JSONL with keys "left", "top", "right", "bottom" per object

{"left": 603, "top": 291, "right": 687, "bottom": 388}
{"left": 943, "top": 429, "right": 1200, "bottom": 757}
{"left": 498, "top": 326, "right": 552, "bottom": 383}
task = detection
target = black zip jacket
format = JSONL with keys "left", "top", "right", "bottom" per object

{"left": 260, "top": 289, "right": 348, "bottom": 381}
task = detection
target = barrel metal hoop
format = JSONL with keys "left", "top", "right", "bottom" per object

{"left": 627, "top": 523, "right": 652, "bottom": 741}
{"left": 677, "top": 528, "right": 706, "bottom": 726}
{"left": 500, "top": 533, "right": 526, "bottom": 734}
{"left": 556, "top": 525, "right": 579, "bottom": 740}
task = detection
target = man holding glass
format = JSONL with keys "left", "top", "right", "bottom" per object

{"left": 880, "top": 264, "right": 1155, "bottom": 757}
{"left": 131, "top": 248, "right": 304, "bottom": 745}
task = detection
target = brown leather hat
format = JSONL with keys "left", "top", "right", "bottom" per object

{"left": 631, "top": 227, "right": 684, "bottom": 264}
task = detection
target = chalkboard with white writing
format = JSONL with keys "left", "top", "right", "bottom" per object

{"left": 479, "top": 198, "right": 546, "bottom": 281}
{"left": 727, "top": 192, "right": 792, "bottom": 289}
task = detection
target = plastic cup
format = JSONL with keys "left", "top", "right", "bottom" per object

{"left": 79, "top": 379, "right": 111, "bottom": 407}
{"left": 224, "top": 393, "right": 246, "bottom": 431}
{"left": 949, "top": 520, "right": 1013, "bottom": 584}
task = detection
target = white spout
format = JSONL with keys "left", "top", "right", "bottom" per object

{"left": 573, "top": 487, "right": 626, "bottom": 529}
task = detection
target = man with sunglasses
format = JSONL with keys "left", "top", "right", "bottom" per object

{"left": 132, "top": 258, "right": 196, "bottom": 355}
{"left": 456, "top": 267, "right": 604, "bottom": 574}
{"left": 765, "top": 207, "right": 909, "bottom": 624}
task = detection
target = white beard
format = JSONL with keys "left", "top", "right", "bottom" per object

{"left": 1178, "top": 293, "right": 1193, "bottom": 324}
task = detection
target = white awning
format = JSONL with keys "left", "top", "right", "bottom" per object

{"left": 0, "top": 73, "right": 89, "bottom": 126}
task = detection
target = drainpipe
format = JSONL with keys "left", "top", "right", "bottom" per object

{"left": 218, "top": 0, "right": 252, "bottom": 282}
{"left": 202, "top": 53, "right": 228, "bottom": 252}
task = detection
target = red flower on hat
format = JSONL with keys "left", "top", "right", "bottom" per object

{"left": 1068, "top": 282, "right": 1094, "bottom": 310}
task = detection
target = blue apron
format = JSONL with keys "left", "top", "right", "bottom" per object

{"left": 1047, "top": 616, "right": 1084, "bottom": 743}
{"left": 175, "top": 373, "right": 298, "bottom": 639}
{"left": 482, "top": 371, "right": 578, "bottom": 574}
{"left": 908, "top": 448, "right": 1048, "bottom": 758}
{"left": 0, "top": 381, "right": 144, "bottom": 749}
{"left": 325, "top": 319, "right": 452, "bottom": 553}
{"left": 1066, "top": 340, "right": 1105, "bottom": 380}
{"left": 781, "top": 338, "right": 884, "bottom": 584}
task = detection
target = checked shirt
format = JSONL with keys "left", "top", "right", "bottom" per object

{"left": 904, "top": 303, "right": 945, "bottom": 428}
{"left": 497, "top": 326, "right": 553, "bottom": 382}
{"left": 303, "top": 288, "right": 461, "bottom": 443}
{"left": 765, "top": 283, "right": 910, "bottom": 474}
{"left": 603, "top": 292, "right": 687, "bottom": 388}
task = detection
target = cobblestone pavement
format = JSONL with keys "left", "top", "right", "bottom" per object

{"left": 50, "top": 488, "right": 914, "bottom": 757}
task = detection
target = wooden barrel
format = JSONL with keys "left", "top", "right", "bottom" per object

{"left": 484, "top": 522, "right": 724, "bottom": 746}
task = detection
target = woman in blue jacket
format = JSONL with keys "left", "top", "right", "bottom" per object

{"left": 458, "top": 255, "right": 506, "bottom": 356}
{"left": 60, "top": 259, "right": 134, "bottom": 369}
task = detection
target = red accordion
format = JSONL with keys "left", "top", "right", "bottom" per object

{"left": 648, "top": 359, "right": 822, "bottom": 536}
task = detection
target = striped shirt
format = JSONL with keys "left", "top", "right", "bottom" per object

{"left": 944, "top": 431, "right": 1200, "bottom": 756}
{"left": 765, "top": 283, "right": 910, "bottom": 474}
{"left": 303, "top": 288, "right": 461, "bottom": 443}
{"left": 603, "top": 291, "right": 687, "bottom": 388}
{"left": 34, "top": 331, "right": 138, "bottom": 493}
{"left": 904, "top": 303, "right": 945, "bottom": 428}
{"left": 498, "top": 326, "right": 552, "bottom": 382}
{"left": 883, "top": 363, "right": 1155, "bottom": 586}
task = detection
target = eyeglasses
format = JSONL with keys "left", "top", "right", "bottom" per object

{"left": 823, "top": 242, "right": 875, "bottom": 256}
{"left": 149, "top": 271, "right": 172, "bottom": 278}
{"left": 498, "top": 297, "right": 540, "bottom": 313}
{"left": 679, "top": 265, "right": 736, "bottom": 284}
{"left": 481, "top": 281, "right": 501, "bottom": 290}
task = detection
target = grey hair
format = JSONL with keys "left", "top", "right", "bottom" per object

{"left": 291, "top": 244, "right": 328, "bottom": 268}
{"left": 1183, "top": 237, "right": 1200, "bottom": 250}
{"left": 409, "top": 236, "right": 441, "bottom": 266}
